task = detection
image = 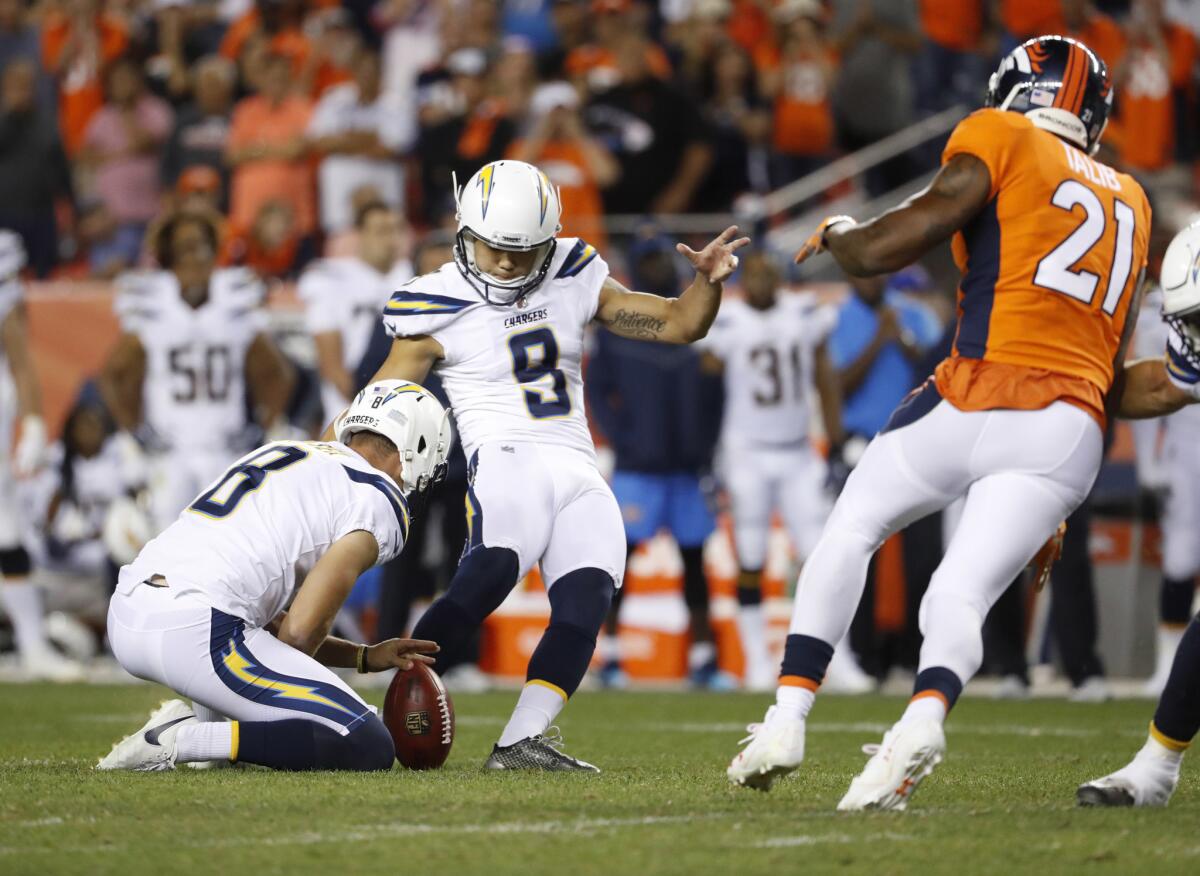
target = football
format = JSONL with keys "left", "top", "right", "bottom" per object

{"left": 382, "top": 663, "right": 454, "bottom": 770}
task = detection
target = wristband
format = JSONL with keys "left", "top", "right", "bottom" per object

{"left": 356, "top": 644, "right": 369, "bottom": 674}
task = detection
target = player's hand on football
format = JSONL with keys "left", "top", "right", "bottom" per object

{"left": 678, "top": 225, "right": 751, "bottom": 284}
{"left": 367, "top": 638, "right": 439, "bottom": 672}
{"left": 793, "top": 215, "right": 855, "bottom": 265}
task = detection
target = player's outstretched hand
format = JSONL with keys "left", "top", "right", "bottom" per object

{"left": 678, "top": 225, "right": 751, "bottom": 284}
{"left": 794, "top": 215, "right": 856, "bottom": 265}
{"left": 367, "top": 638, "right": 440, "bottom": 672}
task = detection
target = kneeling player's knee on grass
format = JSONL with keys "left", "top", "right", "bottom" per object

{"left": 323, "top": 717, "right": 395, "bottom": 772}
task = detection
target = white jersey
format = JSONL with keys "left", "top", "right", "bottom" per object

{"left": 118, "top": 440, "right": 409, "bottom": 628}
{"left": 299, "top": 256, "right": 414, "bottom": 418}
{"left": 701, "top": 292, "right": 838, "bottom": 447}
{"left": 115, "top": 268, "right": 267, "bottom": 452}
{"left": 382, "top": 238, "right": 607, "bottom": 460}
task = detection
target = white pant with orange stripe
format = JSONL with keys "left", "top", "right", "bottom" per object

{"left": 108, "top": 574, "right": 374, "bottom": 735}
{"left": 789, "top": 390, "right": 1102, "bottom": 685}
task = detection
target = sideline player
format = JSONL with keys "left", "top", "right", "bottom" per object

{"left": 0, "top": 231, "right": 82, "bottom": 680}
{"left": 97, "top": 380, "right": 448, "bottom": 772}
{"left": 299, "top": 201, "right": 413, "bottom": 424}
{"left": 728, "top": 36, "right": 1196, "bottom": 809}
{"left": 1078, "top": 222, "right": 1200, "bottom": 807}
{"left": 348, "top": 159, "right": 747, "bottom": 770}
{"left": 99, "top": 210, "right": 295, "bottom": 532}
{"left": 699, "top": 249, "right": 868, "bottom": 692}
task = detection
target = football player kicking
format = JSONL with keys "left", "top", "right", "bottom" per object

{"left": 97, "top": 381, "right": 448, "bottom": 772}
{"left": 349, "top": 159, "right": 747, "bottom": 771}
{"left": 728, "top": 36, "right": 1198, "bottom": 809}
{"left": 1078, "top": 222, "right": 1200, "bottom": 807}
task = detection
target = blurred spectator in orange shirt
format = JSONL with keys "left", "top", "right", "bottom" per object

{"left": 917, "top": 0, "right": 988, "bottom": 113}
{"left": 223, "top": 198, "right": 309, "bottom": 279}
{"left": 79, "top": 58, "right": 173, "bottom": 277}
{"left": 40, "top": 0, "right": 129, "bottom": 156}
{"left": 508, "top": 80, "right": 619, "bottom": 250}
{"left": 225, "top": 51, "right": 315, "bottom": 239}
{"left": 996, "top": 0, "right": 1065, "bottom": 48}
{"left": 1111, "top": 0, "right": 1196, "bottom": 172}
{"left": 1062, "top": 0, "right": 1126, "bottom": 71}
{"left": 565, "top": 0, "right": 672, "bottom": 92}
{"left": 757, "top": 1, "right": 836, "bottom": 186}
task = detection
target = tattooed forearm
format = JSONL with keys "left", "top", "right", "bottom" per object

{"left": 610, "top": 308, "right": 667, "bottom": 339}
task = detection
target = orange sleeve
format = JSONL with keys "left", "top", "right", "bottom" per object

{"left": 941, "top": 110, "right": 1016, "bottom": 201}
{"left": 41, "top": 18, "right": 65, "bottom": 70}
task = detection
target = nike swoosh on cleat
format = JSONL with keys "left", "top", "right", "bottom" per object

{"left": 144, "top": 716, "right": 191, "bottom": 746}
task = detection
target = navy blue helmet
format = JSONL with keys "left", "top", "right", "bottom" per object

{"left": 985, "top": 35, "right": 1112, "bottom": 155}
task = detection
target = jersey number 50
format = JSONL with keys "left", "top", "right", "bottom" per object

{"left": 509, "top": 328, "right": 570, "bottom": 419}
{"left": 1034, "top": 180, "right": 1137, "bottom": 316}
{"left": 190, "top": 444, "right": 308, "bottom": 519}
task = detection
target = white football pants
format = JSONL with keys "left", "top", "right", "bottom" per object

{"left": 464, "top": 441, "right": 626, "bottom": 588}
{"left": 789, "top": 397, "right": 1102, "bottom": 686}
{"left": 723, "top": 442, "right": 830, "bottom": 569}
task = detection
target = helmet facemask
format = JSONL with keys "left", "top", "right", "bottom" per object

{"left": 453, "top": 227, "right": 556, "bottom": 305}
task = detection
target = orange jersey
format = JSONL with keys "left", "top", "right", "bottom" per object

{"left": 936, "top": 110, "right": 1151, "bottom": 427}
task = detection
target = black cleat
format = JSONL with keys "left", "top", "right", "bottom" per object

{"left": 483, "top": 728, "right": 600, "bottom": 772}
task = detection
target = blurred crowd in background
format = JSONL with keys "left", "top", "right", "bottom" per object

{"left": 4, "top": 0, "right": 1200, "bottom": 692}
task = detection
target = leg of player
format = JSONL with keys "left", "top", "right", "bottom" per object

{"left": 598, "top": 571, "right": 630, "bottom": 689}
{"left": 1146, "top": 577, "right": 1195, "bottom": 696}
{"left": 668, "top": 474, "right": 727, "bottom": 690}
{"left": 0, "top": 545, "right": 83, "bottom": 681}
{"left": 838, "top": 469, "right": 1087, "bottom": 811}
{"left": 486, "top": 567, "right": 614, "bottom": 772}
{"left": 728, "top": 421, "right": 954, "bottom": 791}
{"left": 100, "top": 598, "right": 395, "bottom": 772}
{"left": 409, "top": 546, "right": 521, "bottom": 664}
{"left": 727, "top": 461, "right": 774, "bottom": 692}
{"left": 1077, "top": 612, "right": 1200, "bottom": 807}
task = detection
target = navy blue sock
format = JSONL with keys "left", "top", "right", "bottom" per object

{"left": 912, "top": 666, "right": 964, "bottom": 711}
{"left": 779, "top": 634, "right": 834, "bottom": 685}
{"left": 737, "top": 570, "right": 764, "bottom": 606}
{"left": 527, "top": 567, "right": 614, "bottom": 696}
{"left": 1152, "top": 614, "right": 1200, "bottom": 746}
{"left": 1161, "top": 576, "right": 1195, "bottom": 626}
{"left": 412, "top": 546, "right": 519, "bottom": 665}
{"left": 236, "top": 716, "right": 394, "bottom": 771}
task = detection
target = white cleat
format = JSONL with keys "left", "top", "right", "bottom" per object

{"left": 96, "top": 699, "right": 196, "bottom": 771}
{"left": 837, "top": 718, "right": 946, "bottom": 812}
{"left": 1077, "top": 747, "right": 1181, "bottom": 807}
{"left": 20, "top": 646, "right": 86, "bottom": 683}
{"left": 727, "top": 706, "right": 806, "bottom": 791}
{"left": 1068, "top": 676, "right": 1111, "bottom": 703}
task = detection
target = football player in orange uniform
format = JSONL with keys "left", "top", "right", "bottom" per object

{"left": 728, "top": 35, "right": 1198, "bottom": 810}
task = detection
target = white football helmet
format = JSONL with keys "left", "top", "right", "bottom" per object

{"left": 1161, "top": 221, "right": 1200, "bottom": 368}
{"left": 453, "top": 160, "right": 562, "bottom": 305}
{"left": 335, "top": 380, "right": 452, "bottom": 497}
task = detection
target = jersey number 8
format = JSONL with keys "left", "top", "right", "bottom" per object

{"left": 190, "top": 444, "right": 308, "bottom": 519}
{"left": 509, "top": 328, "right": 570, "bottom": 419}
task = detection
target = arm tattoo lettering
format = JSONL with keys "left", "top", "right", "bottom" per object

{"left": 610, "top": 308, "right": 667, "bottom": 339}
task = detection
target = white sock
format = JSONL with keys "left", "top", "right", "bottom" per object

{"left": 192, "top": 702, "right": 227, "bottom": 724}
{"left": 736, "top": 604, "right": 770, "bottom": 675}
{"left": 497, "top": 682, "right": 566, "bottom": 747}
{"left": 774, "top": 684, "right": 815, "bottom": 720}
{"left": 900, "top": 695, "right": 947, "bottom": 725}
{"left": 174, "top": 721, "right": 234, "bottom": 763}
{"left": 689, "top": 640, "right": 716, "bottom": 670}
{"left": 599, "top": 634, "right": 620, "bottom": 664}
{"left": 0, "top": 580, "right": 48, "bottom": 655}
{"left": 1156, "top": 626, "right": 1185, "bottom": 673}
{"left": 1144, "top": 732, "right": 1187, "bottom": 766}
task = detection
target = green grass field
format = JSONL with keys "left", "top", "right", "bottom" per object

{"left": 1, "top": 684, "right": 1197, "bottom": 875}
